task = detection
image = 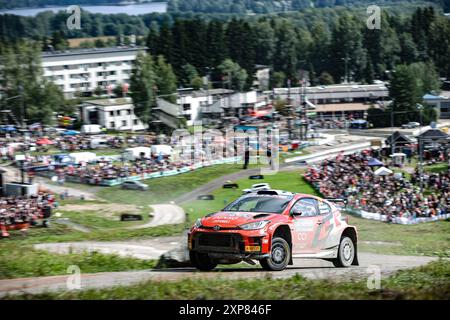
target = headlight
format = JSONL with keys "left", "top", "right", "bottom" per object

{"left": 239, "top": 220, "right": 270, "bottom": 230}
{"left": 193, "top": 218, "right": 203, "bottom": 228}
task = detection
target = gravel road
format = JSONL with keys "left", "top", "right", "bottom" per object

{"left": 0, "top": 251, "right": 437, "bottom": 298}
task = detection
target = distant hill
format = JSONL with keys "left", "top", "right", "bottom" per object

{"left": 166, "top": 0, "right": 449, "bottom": 14}
{"left": 0, "top": 1, "right": 158, "bottom": 10}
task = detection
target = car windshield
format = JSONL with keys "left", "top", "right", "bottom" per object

{"left": 223, "top": 195, "right": 293, "bottom": 214}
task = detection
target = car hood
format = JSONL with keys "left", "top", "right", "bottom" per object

{"left": 201, "top": 211, "right": 276, "bottom": 228}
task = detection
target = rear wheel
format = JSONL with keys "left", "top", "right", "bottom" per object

{"left": 260, "top": 237, "right": 290, "bottom": 271}
{"left": 189, "top": 251, "right": 217, "bottom": 271}
{"left": 332, "top": 236, "right": 355, "bottom": 267}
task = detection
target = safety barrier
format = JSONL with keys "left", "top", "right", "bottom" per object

{"left": 345, "top": 207, "right": 450, "bottom": 224}
{"left": 38, "top": 156, "right": 242, "bottom": 187}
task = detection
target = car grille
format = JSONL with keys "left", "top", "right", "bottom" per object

{"left": 193, "top": 233, "right": 243, "bottom": 253}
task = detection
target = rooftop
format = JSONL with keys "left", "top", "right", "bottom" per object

{"left": 179, "top": 88, "right": 234, "bottom": 98}
{"left": 41, "top": 46, "right": 147, "bottom": 58}
{"left": 84, "top": 97, "right": 132, "bottom": 106}
{"left": 314, "top": 103, "right": 373, "bottom": 113}
{"left": 274, "top": 83, "right": 388, "bottom": 94}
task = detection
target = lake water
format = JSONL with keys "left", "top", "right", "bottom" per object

{"left": 0, "top": 2, "right": 167, "bottom": 16}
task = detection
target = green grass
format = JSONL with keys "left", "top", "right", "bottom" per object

{"left": 57, "top": 210, "right": 149, "bottom": 230}
{"left": 424, "top": 163, "right": 448, "bottom": 173}
{"left": 7, "top": 259, "right": 449, "bottom": 300}
{"left": 23, "top": 147, "right": 122, "bottom": 157}
{"left": 0, "top": 220, "right": 175, "bottom": 279}
{"left": 0, "top": 243, "right": 155, "bottom": 280}
{"left": 346, "top": 215, "right": 450, "bottom": 257}
{"left": 182, "top": 170, "right": 317, "bottom": 221}
{"left": 96, "top": 164, "right": 243, "bottom": 206}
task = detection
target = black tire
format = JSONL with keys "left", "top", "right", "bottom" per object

{"left": 260, "top": 237, "right": 290, "bottom": 271}
{"left": 332, "top": 236, "right": 355, "bottom": 267}
{"left": 189, "top": 251, "right": 217, "bottom": 271}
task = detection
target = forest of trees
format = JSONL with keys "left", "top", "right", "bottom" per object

{"left": 2, "top": 0, "right": 449, "bottom": 12}
{"left": 0, "top": 3, "right": 449, "bottom": 127}
{"left": 142, "top": 7, "right": 450, "bottom": 91}
{"left": 1, "top": 6, "right": 449, "bottom": 87}
{"left": 167, "top": 0, "right": 450, "bottom": 14}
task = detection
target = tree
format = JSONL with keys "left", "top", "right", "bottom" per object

{"left": 389, "top": 62, "right": 440, "bottom": 126}
{"left": 364, "top": 57, "right": 375, "bottom": 84}
{"left": 0, "top": 41, "right": 67, "bottom": 125}
{"left": 180, "top": 63, "right": 199, "bottom": 88}
{"left": 130, "top": 52, "right": 157, "bottom": 127}
{"left": 217, "top": 59, "right": 248, "bottom": 91}
{"left": 319, "top": 72, "right": 334, "bottom": 85}
{"left": 271, "top": 71, "right": 286, "bottom": 88}
{"left": 154, "top": 55, "right": 178, "bottom": 103}
{"left": 51, "top": 31, "right": 68, "bottom": 51}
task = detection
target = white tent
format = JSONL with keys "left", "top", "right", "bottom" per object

{"left": 374, "top": 166, "right": 393, "bottom": 176}
{"left": 69, "top": 152, "right": 97, "bottom": 164}
{"left": 125, "top": 147, "right": 151, "bottom": 158}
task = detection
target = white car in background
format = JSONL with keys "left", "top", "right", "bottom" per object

{"left": 242, "top": 183, "right": 271, "bottom": 194}
{"left": 121, "top": 181, "right": 149, "bottom": 191}
{"left": 402, "top": 122, "right": 420, "bottom": 129}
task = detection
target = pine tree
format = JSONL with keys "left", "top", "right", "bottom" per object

{"left": 130, "top": 52, "right": 157, "bottom": 126}
{"left": 155, "top": 55, "right": 178, "bottom": 103}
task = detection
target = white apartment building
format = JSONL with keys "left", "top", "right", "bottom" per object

{"left": 79, "top": 97, "right": 147, "bottom": 131}
{"left": 41, "top": 46, "right": 146, "bottom": 99}
{"left": 179, "top": 89, "right": 262, "bottom": 125}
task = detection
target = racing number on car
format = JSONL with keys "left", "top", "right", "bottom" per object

{"left": 297, "top": 232, "right": 307, "bottom": 241}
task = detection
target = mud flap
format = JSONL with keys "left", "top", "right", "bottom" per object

{"left": 288, "top": 246, "right": 293, "bottom": 265}
{"left": 352, "top": 244, "right": 359, "bottom": 266}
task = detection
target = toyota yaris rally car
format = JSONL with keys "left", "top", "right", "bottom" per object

{"left": 188, "top": 190, "right": 358, "bottom": 271}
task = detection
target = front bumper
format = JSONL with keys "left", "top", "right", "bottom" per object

{"left": 188, "top": 229, "right": 270, "bottom": 255}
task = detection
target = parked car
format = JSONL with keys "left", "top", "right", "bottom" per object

{"left": 401, "top": 122, "right": 420, "bottom": 129}
{"left": 188, "top": 190, "right": 358, "bottom": 271}
{"left": 121, "top": 181, "right": 149, "bottom": 191}
{"left": 242, "top": 183, "right": 271, "bottom": 194}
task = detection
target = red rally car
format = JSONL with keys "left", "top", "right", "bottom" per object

{"left": 188, "top": 190, "right": 358, "bottom": 271}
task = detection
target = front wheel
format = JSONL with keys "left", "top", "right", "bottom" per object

{"left": 332, "top": 236, "right": 355, "bottom": 267}
{"left": 260, "top": 237, "right": 290, "bottom": 271}
{"left": 189, "top": 251, "right": 217, "bottom": 271}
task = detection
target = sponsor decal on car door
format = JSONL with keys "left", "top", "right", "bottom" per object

{"left": 290, "top": 198, "right": 322, "bottom": 254}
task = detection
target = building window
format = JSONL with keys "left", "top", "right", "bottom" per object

{"left": 133, "top": 119, "right": 138, "bottom": 125}
{"left": 116, "top": 110, "right": 121, "bottom": 116}
{"left": 122, "top": 120, "right": 127, "bottom": 127}
{"left": 127, "top": 109, "right": 132, "bottom": 115}
{"left": 185, "top": 115, "right": 191, "bottom": 121}
{"left": 109, "top": 111, "right": 114, "bottom": 116}
{"left": 110, "top": 122, "right": 115, "bottom": 128}
{"left": 183, "top": 103, "right": 191, "bottom": 111}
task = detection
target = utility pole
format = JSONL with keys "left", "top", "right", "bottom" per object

{"left": 342, "top": 55, "right": 350, "bottom": 84}
{"left": 18, "top": 84, "right": 25, "bottom": 129}
{"left": 417, "top": 103, "right": 424, "bottom": 193}
{"left": 391, "top": 104, "right": 395, "bottom": 154}
{"left": 286, "top": 79, "right": 293, "bottom": 140}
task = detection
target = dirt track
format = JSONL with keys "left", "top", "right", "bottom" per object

{"left": 0, "top": 251, "right": 437, "bottom": 297}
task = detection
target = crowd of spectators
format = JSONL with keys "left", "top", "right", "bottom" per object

{"left": 53, "top": 156, "right": 193, "bottom": 185}
{"left": 0, "top": 192, "right": 55, "bottom": 232}
{"left": 304, "top": 150, "right": 450, "bottom": 221}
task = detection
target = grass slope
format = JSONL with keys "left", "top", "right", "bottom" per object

{"left": 96, "top": 164, "right": 243, "bottom": 206}
{"left": 6, "top": 259, "right": 449, "bottom": 300}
